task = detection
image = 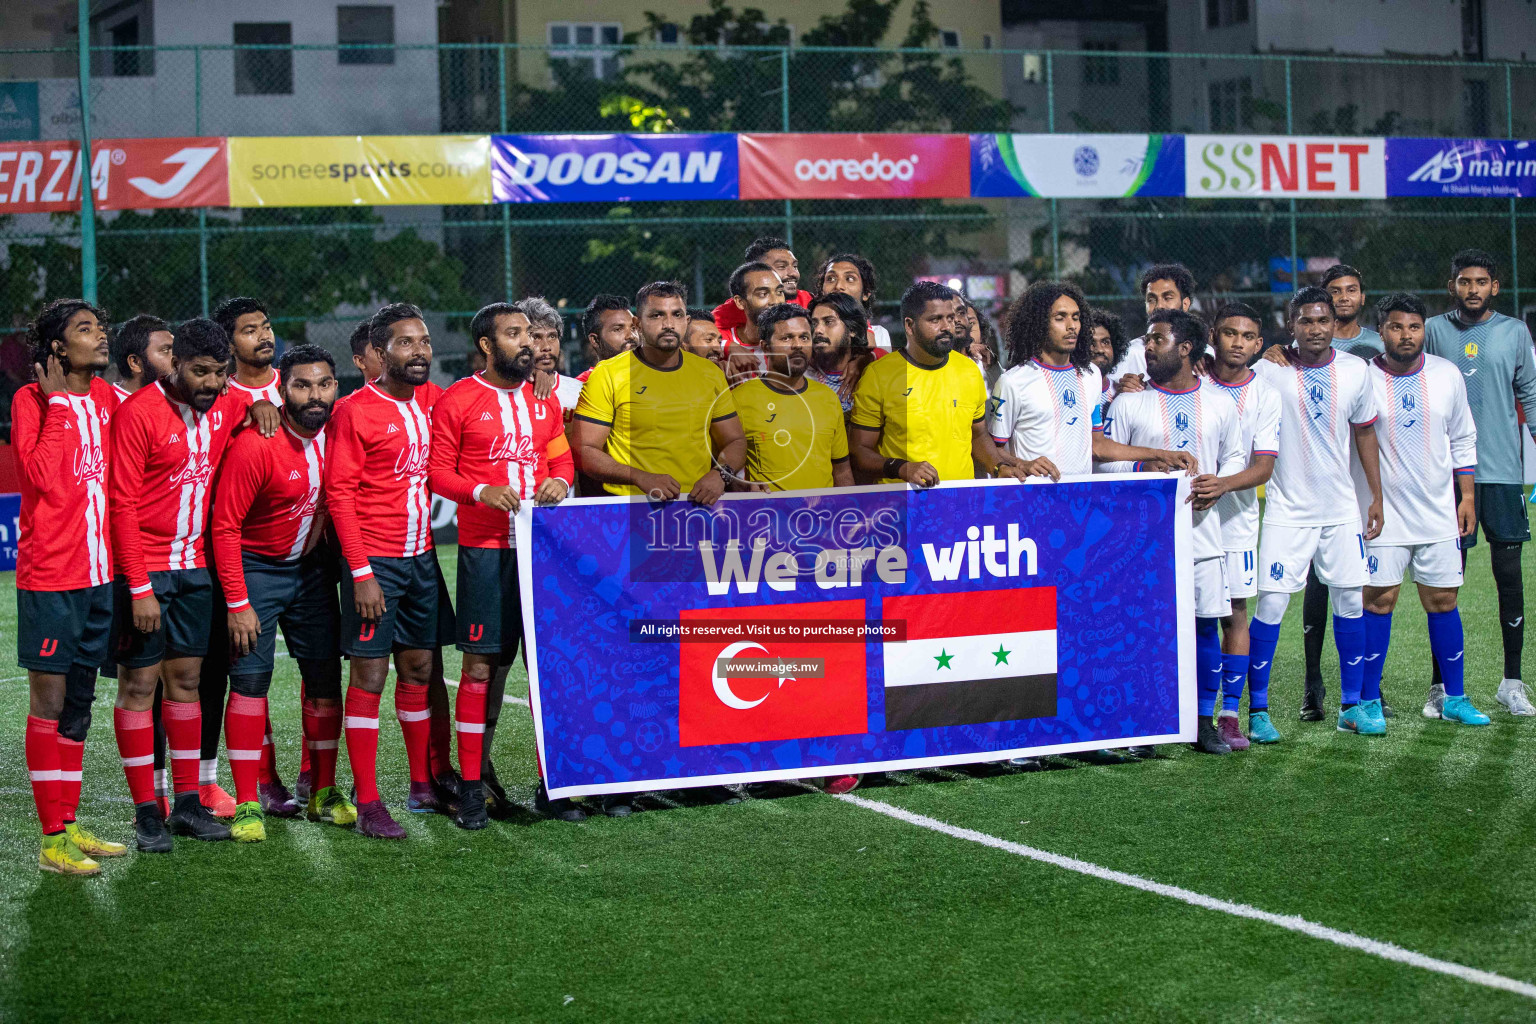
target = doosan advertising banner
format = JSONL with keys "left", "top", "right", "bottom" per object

{"left": 1185, "top": 135, "right": 1386, "bottom": 199}
{"left": 0, "top": 136, "right": 227, "bottom": 213}
{"left": 738, "top": 133, "right": 970, "bottom": 200}
{"left": 1386, "top": 137, "right": 1536, "bottom": 198}
{"left": 516, "top": 477, "right": 1196, "bottom": 799}
{"left": 970, "top": 134, "right": 1184, "bottom": 198}
{"left": 491, "top": 133, "right": 738, "bottom": 203}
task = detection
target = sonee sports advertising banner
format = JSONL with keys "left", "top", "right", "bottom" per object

{"left": 516, "top": 477, "right": 1197, "bottom": 800}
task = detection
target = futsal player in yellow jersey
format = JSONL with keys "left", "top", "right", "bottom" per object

{"left": 850, "top": 281, "right": 1039, "bottom": 486}
{"left": 733, "top": 305, "right": 853, "bottom": 491}
{"left": 573, "top": 281, "right": 747, "bottom": 504}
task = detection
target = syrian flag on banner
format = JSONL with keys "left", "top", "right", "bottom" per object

{"left": 881, "top": 587, "right": 1057, "bottom": 731}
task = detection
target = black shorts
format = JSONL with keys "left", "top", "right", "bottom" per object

{"left": 113, "top": 569, "right": 214, "bottom": 669}
{"left": 434, "top": 557, "right": 456, "bottom": 648}
{"left": 16, "top": 584, "right": 113, "bottom": 672}
{"left": 339, "top": 551, "right": 449, "bottom": 657}
{"left": 455, "top": 546, "right": 522, "bottom": 655}
{"left": 1463, "top": 483, "right": 1531, "bottom": 548}
{"left": 229, "top": 550, "right": 342, "bottom": 679}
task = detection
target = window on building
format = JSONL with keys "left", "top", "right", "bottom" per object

{"left": 1206, "top": 0, "right": 1250, "bottom": 29}
{"left": 108, "top": 16, "right": 148, "bottom": 77}
{"left": 1463, "top": 78, "right": 1491, "bottom": 134}
{"left": 940, "top": 29, "right": 961, "bottom": 49}
{"left": 234, "top": 22, "right": 293, "bottom": 96}
{"left": 982, "top": 34, "right": 993, "bottom": 50}
{"left": 1083, "top": 41, "right": 1120, "bottom": 85}
{"left": 656, "top": 22, "right": 679, "bottom": 44}
{"left": 1461, "top": 0, "right": 1485, "bottom": 60}
{"left": 548, "top": 22, "right": 622, "bottom": 80}
{"left": 339, "top": 6, "right": 395, "bottom": 65}
{"left": 1208, "top": 77, "right": 1253, "bottom": 130}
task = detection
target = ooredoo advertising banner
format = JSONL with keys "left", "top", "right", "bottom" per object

{"left": 738, "top": 133, "right": 969, "bottom": 200}
{"left": 0, "top": 136, "right": 227, "bottom": 213}
{"left": 1386, "top": 137, "right": 1536, "bottom": 198}
{"left": 227, "top": 135, "right": 491, "bottom": 207}
{"left": 492, "top": 133, "right": 738, "bottom": 203}
{"left": 1185, "top": 135, "right": 1386, "bottom": 199}
{"left": 518, "top": 477, "right": 1195, "bottom": 799}
{"left": 971, "top": 133, "right": 1184, "bottom": 198}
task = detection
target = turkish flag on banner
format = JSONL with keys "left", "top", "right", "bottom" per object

{"left": 678, "top": 599, "right": 869, "bottom": 748}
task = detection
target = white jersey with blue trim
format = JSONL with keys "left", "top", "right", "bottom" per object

{"left": 1101, "top": 378, "right": 1246, "bottom": 560}
{"left": 987, "top": 360, "right": 1103, "bottom": 477}
{"left": 1358, "top": 352, "right": 1476, "bottom": 546}
{"left": 1207, "top": 370, "right": 1282, "bottom": 553}
{"left": 1253, "top": 349, "right": 1378, "bottom": 529}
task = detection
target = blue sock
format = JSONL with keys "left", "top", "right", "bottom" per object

{"left": 1427, "top": 609, "right": 1466, "bottom": 697}
{"left": 1361, "top": 610, "right": 1391, "bottom": 702}
{"left": 1221, "top": 653, "right": 1249, "bottom": 714}
{"left": 1247, "top": 619, "right": 1281, "bottom": 711}
{"left": 1335, "top": 613, "right": 1366, "bottom": 706}
{"left": 1196, "top": 618, "right": 1222, "bottom": 717}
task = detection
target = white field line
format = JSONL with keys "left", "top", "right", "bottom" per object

{"left": 442, "top": 677, "right": 529, "bottom": 706}
{"left": 834, "top": 791, "right": 1536, "bottom": 1002}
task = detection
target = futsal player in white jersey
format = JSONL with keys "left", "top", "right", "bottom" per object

{"left": 989, "top": 282, "right": 1198, "bottom": 480}
{"left": 1101, "top": 308, "right": 1247, "bottom": 754}
{"left": 1203, "top": 302, "right": 1283, "bottom": 747}
{"left": 1358, "top": 292, "right": 1488, "bottom": 726}
{"left": 1246, "top": 287, "right": 1385, "bottom": 736}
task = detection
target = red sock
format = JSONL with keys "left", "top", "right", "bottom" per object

{"left": 455, "top": 675, "right": 488, "bottom": 782}
{"left": 57, "top": 735, "right": 83, "bottom": 824}
{"left": 298, "top": 681, "right": 312, "bottom": 776}
{"left": 344, "top": 688, "right": 382, "bottom": 804}
{"left": 26, "top": 716, "right": 63, "bottom": 834}
{"left": 427, "top": 678, "right": 452, "bottom": 778}
{"left": 224, "top": 692, "right": 267, "bottom": 805}
{"left": 257, "top": 711, "right": 277, "bottom": 786}
{"left": 394, "top": 682, "right": 431, "bottom": 785}
{"left": 113, "top": 706, "right": 156, "bottom": 805}
{"left": 161, "top": 699, "right": 202, "bottom": 796}
{"left": 303, "top": 699, "right": 341, "bottom": 792}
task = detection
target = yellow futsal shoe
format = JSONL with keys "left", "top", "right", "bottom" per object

{"left": 65, "top": 821, "right": 128, "bottom": 858}
{"left": 231, "top": 802, "right": 266, "bottom": 843}
{"left": 306, "top": 786, "right": 357, "bottom": 827}
{"left": 39, "top": 832, "right": 101, "bottom": 876}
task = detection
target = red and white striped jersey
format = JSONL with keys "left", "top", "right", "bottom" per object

{"left": 109, "top": 382, "right": 244, "bottom": 596}
{"left": 225, "top": 371, "right": 281, "bottom": 418}
{"left": 13, "top": 379, "right": 118, "bottom": 591}
{"left": 325, "top": 381, "right": 438, "bottom": 581}
{"left": 112, "top": 382, "right": 133, "bottom": 402}
{"left": 428, "top": 374, "right": 575, "bottom": 549}
{"left": 211, "top": 418, "right": 328, "bottom": 609}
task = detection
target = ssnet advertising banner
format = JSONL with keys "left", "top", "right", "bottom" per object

{"left": 517, "top": 477, "right": 1196, "bottom": 799}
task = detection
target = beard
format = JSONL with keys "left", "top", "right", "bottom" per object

{"left": 812, "top": 333, "right": 848, "bottom": 371}
{"left": 919, "top": 329, "right": 955, "bottom": 358}
{"left": 387, "top": 356, "right": 430, "bottom": 386}
{"left": 1145, "top": 350, "right": 1183, "bottom": 384}
{"left": 493, "top": 345, "right": 536, "bottom": 383}
{"left": 285, "top": 397, "right": 332, "bottom": 431}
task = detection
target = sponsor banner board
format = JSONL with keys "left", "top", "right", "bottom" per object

{"left": 738, "top": 133, "right": 970, "bottom": 200}
{"left": 1185, "top": 135, "right": 1385, "bottom": 198}
{"left": 1387, "top": 137, "right": 1536, "bottom": 198}
{"left": 0, "top": 136, "right": 227, "bottom": 213}
{"left": 491, "top": 133, "right": 738, "bottom": 202}
{"left": 0, "top": 492, "right": 18, "bottom": 572}
{"left": 971, "top": 133, "right": 1184, "bottom": 197}
{"left": 518, "top": 477, "right": 1196, "bottom": 799}
{"left": 227, "top": 135, "right": 491, "bottom": 207}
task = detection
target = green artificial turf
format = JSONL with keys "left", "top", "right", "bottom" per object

{"left": 3, "top": 542, "right": 1536, "bottom": 1022}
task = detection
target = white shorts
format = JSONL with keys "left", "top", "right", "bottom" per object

{"left": 1193, "top": 556, "right": 1232, "bottom": 618}
{"left": 1257, "top": 522, "right": 1368, "bottom": 593}
{"left": 1226, "top": 549, "right": 1258, "bottom": 600}
{"left": 1367, "top": 539, "right": 1464, "bottom": 588}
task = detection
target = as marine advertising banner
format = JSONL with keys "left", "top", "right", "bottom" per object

{"left": 1386, "top": 137, "right": 1536, "bottom": 198}
{"left": 970, "top": 134, "right": 1184, "bottom": 198}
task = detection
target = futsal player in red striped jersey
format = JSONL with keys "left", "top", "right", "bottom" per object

{"left": 326, "top": 303, "right": 453, "bottom": 839}
{"left": 109, "top": 318, "right": 248, "bottom": 851}
{"left": 429, "top": 302, "right": 577, "bottom": 827}
{"left": 15, "top": 299, "right": 126, "bottom": 873}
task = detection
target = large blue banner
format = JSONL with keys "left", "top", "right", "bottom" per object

{"left": 1386, "top": 137, "right": 1536, "bottom": 198}
{"left": 970, "top": 134, "right": 1185, "bottom": 198}
{"left": 491, "top": 133, "right": 739, "bottom": 203}
{"left": 517, "top": 478, "right": 1195, "bottom": 798}
{"left": 0, "top": 492, "right": 19, "bottom": 572}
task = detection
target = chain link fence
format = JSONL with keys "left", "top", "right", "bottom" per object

{"left": 1, "top": 42, "right": 1533, "bottom": 387}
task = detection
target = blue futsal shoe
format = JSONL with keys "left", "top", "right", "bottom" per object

{"left": 1338, "top": 702, "right": 1385, "bottom": 735}
{"left": 1247, "top": 711, "right": 1281, "bottom": 744}
{"left": 1440, "top": 694, "right": 1491, "bottom": 726}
